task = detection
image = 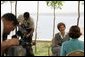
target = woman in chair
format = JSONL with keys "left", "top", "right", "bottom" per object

{"left": 51, "top": 22, "right": 69, "bottom": 56}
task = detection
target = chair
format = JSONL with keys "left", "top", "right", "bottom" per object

{"left": 6, "top": 45, "right": 26, "bottom": 56}
{"left": 48, "top": 45, "right": 61, "bottom": 56}
{"left": 66, "top": 50, "right": 84, "bottom": 56}
{"left": 48, "top": 45, "right": 52, "bottom": 56}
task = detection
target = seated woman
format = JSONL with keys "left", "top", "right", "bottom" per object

{"left": 51, "top": 22, "right": 69, "bottom": 56}
{"left": 60, "top": 25, "right": 84, "bottom": 56}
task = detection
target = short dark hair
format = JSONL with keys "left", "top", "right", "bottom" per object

{"left": 68, "top": 25, "right": 82, "bottom": 39}
{"left": 2, "top": 13, "right": 18, "bottom": 26}
{"left": 23, "top": 12, "right": 30, "bottom": 19}
{"left": 57, "top": 22, "right": 66, "bottom": 30}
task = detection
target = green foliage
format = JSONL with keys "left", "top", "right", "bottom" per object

{"left": 46, "top": 1, "right": 64, "bottom": 9}
{"left": 33, "top": 41, "right": 52, "bottom": 56}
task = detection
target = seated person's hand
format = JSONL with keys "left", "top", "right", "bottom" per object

{"left": 5, "top": 38, "right": 19, "bottom": 47}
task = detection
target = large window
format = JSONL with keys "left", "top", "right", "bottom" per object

{"left": 1, "top": 1, "right": 84, "bottom": 41}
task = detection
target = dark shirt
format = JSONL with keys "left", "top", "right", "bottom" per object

{"left": 54, "top": 33, "right": 69, "bottom": 46}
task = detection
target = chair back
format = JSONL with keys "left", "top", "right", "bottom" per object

{"left": 66, "top": 50, "right": 84, "bottom": 56}
{"left": 7, "top": 45, "right": 26, "bottom": 56}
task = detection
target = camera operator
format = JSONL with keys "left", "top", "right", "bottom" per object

{"left": 17, "top": 12, "right": 35, "bottom": 56}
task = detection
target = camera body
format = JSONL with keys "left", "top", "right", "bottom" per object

{"left": 12, "top": 30, "right": 31, "bottom": 46}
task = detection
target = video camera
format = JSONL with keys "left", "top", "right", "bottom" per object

{"left": 12, "top": 30, "right": 32, "bottom": 46}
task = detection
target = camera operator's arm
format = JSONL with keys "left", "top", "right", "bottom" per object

{"left": 26, "top": 18, "right": 34, "bottom": 37}
{"left": 26, "top": 27, "right": 34, "bottom": 37}
{"left": 1, "top": 38, "right": 19, "bottom": 55}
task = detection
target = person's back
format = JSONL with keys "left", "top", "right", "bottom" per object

{"left": 60, "top": 25, "right": 84, "bottom": 56}
{"left": 60, "top": 38, "right": 84, "bottom": 56}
